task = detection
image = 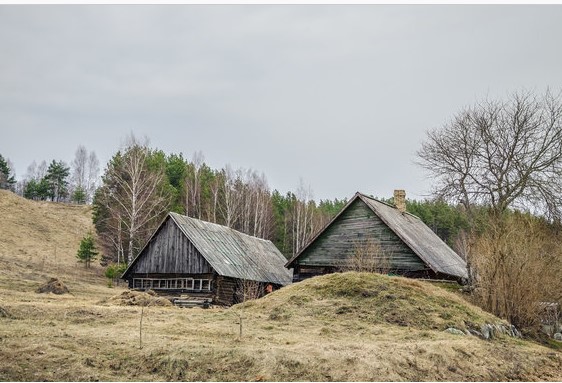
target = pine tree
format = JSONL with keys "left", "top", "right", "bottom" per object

{"left": 77, "top": 234, "right": 98, "bottom": 268}
{"left": 45, "top": 160, "right": 70, "bottom": 202}
{"left": 71, "top": 186, "right": 87, "bottom": 204}
{"left": 0, "top": 154, "right": 16, "bottom": 191}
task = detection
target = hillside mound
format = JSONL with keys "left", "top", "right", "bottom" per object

{"left": 0, "top": 190, "right": 99, "bottom": 289}
{"left": 36, "top": 277, "right": 70, "bottom": 294}
{"left": 243, "top": 272, "right": 510, "bottom": 336}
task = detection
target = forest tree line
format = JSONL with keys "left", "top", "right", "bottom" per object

{"left": 0, "top": 146, "right": 99, "bottom": 204}
{"left": 0, "top": 140, "right": 469, "bottom": 265}
{"left": 90, "top": 137, "right": 350, "bottom": 265}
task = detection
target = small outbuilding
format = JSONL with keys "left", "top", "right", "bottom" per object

{"left": 285, "top": 191, "right": 468, "bottom": 283}
{"left": 122, "top": 212, "right": 292, "bottom": 306}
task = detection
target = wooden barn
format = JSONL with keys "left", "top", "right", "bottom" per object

{"left": 121, "top": 212, "right": 293, "bottom": 306}
{"left": 286, "top": 191, "right": 468, "bottom": 283}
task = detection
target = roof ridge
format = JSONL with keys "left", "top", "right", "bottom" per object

{"left": 356, "top": 192, "right": 421, "bottom": 220}
{"left": 169, "top": 212, "right": 272, "bottom": 243}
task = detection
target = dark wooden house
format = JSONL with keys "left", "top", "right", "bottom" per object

{"left": 122, "top": 212, "right": 293, "bottom": 305}
{"left": 286, "top": 191, "right": 468, "bottom": 283}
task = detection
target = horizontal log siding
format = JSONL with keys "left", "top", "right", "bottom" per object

{"left": 213, "top": 276, "right": 281, "bottom": 306}
{"left": 297, "top": 199, "right": 427, "bottom": 272}
{"left": 214, "top": 275, "right": 238, "bottom": 306}
{"left": 129, "top": 218, "right": 213, "bottom": 275}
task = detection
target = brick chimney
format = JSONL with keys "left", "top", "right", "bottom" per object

{"left": 394, "top": 189, "right": 406, "bottom": 213}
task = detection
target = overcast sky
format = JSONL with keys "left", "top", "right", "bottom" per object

{"left": 1, "top": 5, "right": 562, "bottom": 201}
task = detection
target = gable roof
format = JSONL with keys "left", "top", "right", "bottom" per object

{"left": 286, "top": 192, "right": 468, "bottom": 280}
{"left": 123, "top": 212, "right": 292, "bottom": 286}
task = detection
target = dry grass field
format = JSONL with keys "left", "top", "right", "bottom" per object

{"left": 0, "top": 189, "right": 561, "bottom": 381}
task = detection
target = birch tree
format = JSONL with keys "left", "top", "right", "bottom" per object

{"left": 70, "top": 145, "right": 99, "bottom": 203}
{"left": 87, "top": 151, "right": 100, "bottom": 202}
{"left": 220, "top": 165, "right": 243, "bottom": 228}
{"left": 249, "top": 171, "right": 272, "bottom": 239}
{"left": 185, "top": 150, "right": 205, "bottom": 219}
{"left": 292, "top": 179, "right": 316, "bottom": 256}
{"left": 94, "top": 140, "right": 171, "bottom": 264}
{"left": 209, "top": 171, "right": 223, "bottom": 224}
{"left": 71, "top": 145, "right": 88, "bottom": 195}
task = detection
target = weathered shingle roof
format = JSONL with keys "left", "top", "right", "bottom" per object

{"left": 286, "top": 192, "right": 468, "bottom": 280}
{"left": 127, "top": 212, "right": 292, "bottom": 285}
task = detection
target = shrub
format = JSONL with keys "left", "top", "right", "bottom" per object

{"left": 105, "top": 263, "right": 128, "bottom": 287}
{"left": 471, "top": 212, "right": 562, "bottom": 331}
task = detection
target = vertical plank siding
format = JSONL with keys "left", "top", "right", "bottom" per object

{"left": 129, "top": 218, "right": 213, "bottom": 275}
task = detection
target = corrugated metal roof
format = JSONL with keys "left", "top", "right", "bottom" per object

{"left": 169, "top": 213, "right": 292, "bottom": 285}
{"left": 357, "top": 194, "right": 468, "bottom": 279}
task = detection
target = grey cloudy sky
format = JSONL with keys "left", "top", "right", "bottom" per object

{"left": 1, "top": 5, "right": 562, "bottom": 201}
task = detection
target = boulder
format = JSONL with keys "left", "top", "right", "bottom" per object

{"left": 444, "top": 327, "right": 465, "bottom": 336}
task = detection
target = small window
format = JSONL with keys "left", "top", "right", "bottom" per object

{"left": 202, "top": 280, "right": 210, "bottom": 290}
{"left": 186, "top": 278, "right": 194, "bottom": 289}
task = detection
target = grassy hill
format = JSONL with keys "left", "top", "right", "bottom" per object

{"left": 0, "top": 189, "right": 107, "bottom": 295}
{"left": 0, "top": 190, "right": 561, "bottom": 381}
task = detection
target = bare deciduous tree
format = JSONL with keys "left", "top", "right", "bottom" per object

{"left": 417, "top": 89, "right": 562, "bottom": 221}
{"left": 86, "top": 151, "right": 100, "bottom": 202}
{"left": 185, "top": 150, "right": 205, "bottom": 219}
{"left": 292, "top": 179, "right": 316, "bottom": 256}
{"left": 220, "top": 165, "right": 243, "bottom": 228}
{"left": 72, "top": 145, "right": 88, "bottom": 192}
{"left": 25, "top": 160, "right": 47, "bottom": 182}
{"left": 97, "top": 138, "right": 170, "bottom": 264}
{"left": 418, "top": 89, "right": 562, "bottom": 320}
{"left": 70, "top": 145, "right": 99, "bottom": 203}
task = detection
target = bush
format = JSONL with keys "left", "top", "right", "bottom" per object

{"left": 105, "top": 263, "right": 128, "bottom": 287}
{"left": 471, "top": 212, "right": 562, "bottom": 330}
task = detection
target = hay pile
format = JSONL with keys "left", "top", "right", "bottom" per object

{"left": 104, "top": 290, "right": 173, "bottom": 307}
{"left": 36, "top": 278, "right": 70, "bottom": 294}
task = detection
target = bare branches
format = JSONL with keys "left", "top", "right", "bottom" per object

{"left": 71, "top": 145, "right": 99, "bottom": 203}
{"left": 418, "top": 89, "right": 562, "bottom": 221}
{"left": 472, "top": 213, "right": 562, "bottom": 328}
{"left": 95, "top": 141, "right": 171, "bottom": 264}
{"left": 340, "top": 239, "right": 392, "bottom": 274}
{"left": 234, "top": 279, "right": 263, "bottom": 339}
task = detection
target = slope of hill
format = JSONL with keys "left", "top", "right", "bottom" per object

{"left": 0, "top": 190, "right": 561, "bottom": 381}
{"left": 0, "top": 189, "right": 105, "bottom": 294}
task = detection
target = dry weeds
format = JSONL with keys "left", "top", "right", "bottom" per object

{"left": 0, "top": 190, "right": 561, "bottom": 381}
{"left": 101, "top": 290, "right": 173, "bottom": 307}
